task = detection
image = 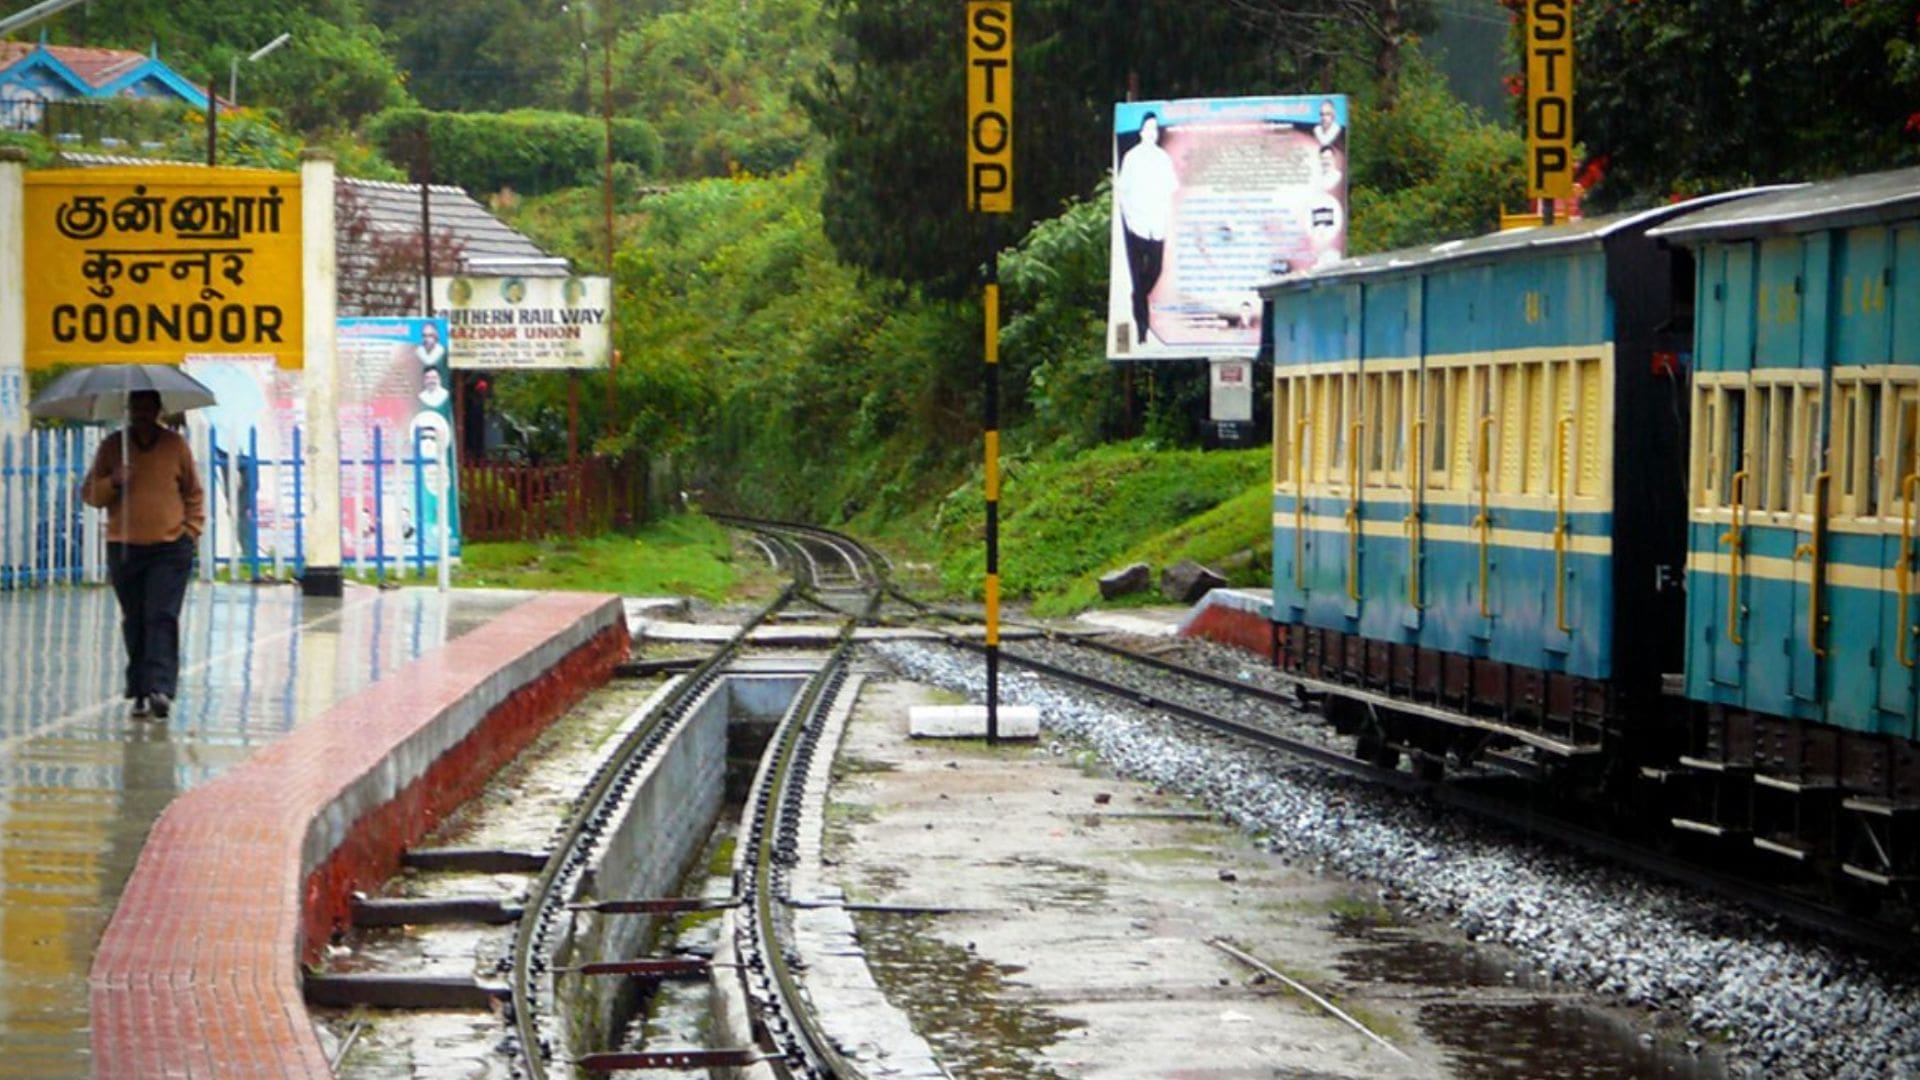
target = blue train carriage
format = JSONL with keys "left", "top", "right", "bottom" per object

{"left": 1649, "top": 167, "right": 1920, "bottom": 889}
{"left": 1259, "top": 205, "right": 1717, "bottom": 780}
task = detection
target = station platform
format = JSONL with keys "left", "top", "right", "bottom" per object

{"left": 1, "top": 581, "right": 1261, "bottom": 1078}
{"left": 0, "top": 582, "right": 626, "bottom": 1080}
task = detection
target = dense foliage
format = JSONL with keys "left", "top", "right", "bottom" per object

{"left": 40, "top": 0, "right": 406, "bottom": 131}
{"left": 365, "top": 0, "right": 575, "bottom": 113}
{"left": 366, "top": 107, "right": 663, "bottom": 195}
{"left": 799, "top": 0, "right": 1437, "bottom": 295}
{"left": 1569, "top": 0, "right": 1920, "bottom": 206}
{"left": 617, "top": 0, "right": 831, "bottom": 177}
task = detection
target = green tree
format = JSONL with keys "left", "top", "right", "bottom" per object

{"left": 366, "top": 0, "right": 575, "bottom": 113}
{"left": 1571, "top": 0, "right": 1920, "bottom": 206}
{"left": 42, "top": 0, "right": 405, "bottom": 132}
{"left": 801, "top": 0, "right": 1436, "bottom": 296}
{"left": 1347, "top": 57, "right": 1525, "bottom": 253}
{"left": 618, "top": 0, "right": 831, "bottom": 178}
{"left": 800, "top": 0, "right": 1299, "bottom": 296}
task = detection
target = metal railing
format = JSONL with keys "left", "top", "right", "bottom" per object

{"left": 460, "top": 456, "right": 642, "bottom": 542}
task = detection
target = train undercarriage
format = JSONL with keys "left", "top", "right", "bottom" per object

{"left": 1271, "top": 621, "right": 1920, "bottom": 916}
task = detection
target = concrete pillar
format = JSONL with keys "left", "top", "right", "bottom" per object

{"left": 0, "top": 148, "right": 25, "bottom": 578}
{"left": 0, "top": 148, "right": 25, "bottom": 439}
{"left": 299, "top": 150, "right": 343, "bottom": 597}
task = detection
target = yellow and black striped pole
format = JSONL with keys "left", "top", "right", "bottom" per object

{"left": 967, "top": 0, "right": 1011, "bottom": 743}
{"left": 984, "top": 242, "right": 1001, "bottom": 742}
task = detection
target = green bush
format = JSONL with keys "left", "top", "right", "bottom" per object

{"left": 366, "top": 108, "right": 663, "bottom": 197}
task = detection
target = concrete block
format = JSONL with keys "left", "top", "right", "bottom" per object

{"left": 908, "top": 705, "right": 1041, "bottom": 739}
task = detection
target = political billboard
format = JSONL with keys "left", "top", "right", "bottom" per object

{"left": 1109, "top": 95, "right": 1347, "bottom": 362}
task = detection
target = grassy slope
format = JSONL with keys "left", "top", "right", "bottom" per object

{"left": 915, "top": 442, "right": 1272, "bottom": 615}
{"left": 459, "top": 513, "right": 784, "bottom": 600}
{"left": 459, "top": 443, "right": 1275, "bottom": 615}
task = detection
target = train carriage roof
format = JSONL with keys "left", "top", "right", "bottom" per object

{"left": 1647, "top": 166, "right": 1920, "bottom": 244}
{"left": 1260, "top": 187, "right": 1786, "bottom": 297}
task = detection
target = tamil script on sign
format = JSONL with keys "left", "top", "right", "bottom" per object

{"left": 23, "top": 165, "right": 305, "bottom": 369}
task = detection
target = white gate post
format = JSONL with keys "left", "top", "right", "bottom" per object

{"left": 0, "top": 149, "right": 27, "bottom": 586}
{"left": 299, "top": 150, "right": 343, "bottom": 596}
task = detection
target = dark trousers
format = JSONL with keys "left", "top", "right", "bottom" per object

{"left": 109, "top": 536, "right": 194, "bottom": 698}
{"left": 1123, "top": 228, "right": 1165, "bottom": 343}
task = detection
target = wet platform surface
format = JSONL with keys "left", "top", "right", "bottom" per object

{"left": 0, "top": 582, "right": 530, "bottom": 1080}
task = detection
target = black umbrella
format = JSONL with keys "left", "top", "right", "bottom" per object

{"left": 27, "top": 364, "right": 218, "bottom": 422}
{"left": 27, "top": 365, "right": 220, "bottom": 527}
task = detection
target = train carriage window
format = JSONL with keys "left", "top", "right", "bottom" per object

{"left": 1476, "top": 364, "right": 1497, "bottom": 493}
{"left": 1720, "top": 386, "right": 1747, "bottom": 509}
{"left": 1523, "top": 362, "right": 1547, "bottom": 495}
{"left": 1364, "top": 372, "right": 1382, "bottom": 478}
{"left": 1330, "top": 374, "right": 1350, "bottom": 485}
{"left": 1792, "top": 385, "right": 1824, "bottom": 515}
{"left": 1311, "top": 375, "right": 1332, "bottom": 484}
{"left": 1367, "top": 372, "right": 1402, "bottom": 486}
{"left": 1695, "top": 388, "right": 1716, "bottom": 509}
{"left": 1390, "top": 371, "right": 1410, "bottom": 481}
{"left": 1892, "top": 387, "right": 1920, "bottom": 512}
{"left": 1836, "top": 383, "right": 1857, "bottom": 509}
{"left": 1273, "top": 378, "right": 1294, "bottom": 487}
{"left": 1868, "top": 383, "right": 1885, "bottom": 517}
{"left": 1428, "top": 370, "right": 1450, "bottom": 488}
{"left": 1576, "top": 358, "right": 1604, "bottom": 497}
{"left": 1549, "top": 360, "right": 1575, "bottom": 496}
{"left": 1497, "top": 365, "right": 1524, "bottom": 494}
{"left": 1751, "top": 385, "right": 1774, "bottom": 512}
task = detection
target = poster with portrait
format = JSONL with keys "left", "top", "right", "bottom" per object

{"left": 431, "top": 274, "right": 611, "bottom": 370}
{"left": 335, "top": 316, "right": 461, "bottom": 566}
{"left": 183, "top": 353, "right": 303, "bottom": 568}
{"left": 1108, "top": 95, "right": 1348, "bottom": 362}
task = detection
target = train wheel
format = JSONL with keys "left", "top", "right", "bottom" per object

{"left": 1356, "top": 731, "right": 1401, "bottom": 771}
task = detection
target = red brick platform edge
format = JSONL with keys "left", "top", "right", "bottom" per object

{"left": 88, "top": 592, "right": 629, "bottom": 1080}
{"left": 1180, "top": 593, "right": 1275, "bottom": 658}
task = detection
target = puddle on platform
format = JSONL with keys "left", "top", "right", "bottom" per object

{"left": 1335, "top": 906, "right": 1724, "bottom": 1079}
{"left": 857, "top": 912, "right": 1083, "bottom": 1079}
{"left": 1424, "top": 1000, "right": 1720, "bottom": 1079}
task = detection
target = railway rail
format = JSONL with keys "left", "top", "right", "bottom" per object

{"left": 877, "top": 587, "right": 1919, "bottom": 957}
{"left": 505, "top": 515, "right": 887, "bottom": 1077}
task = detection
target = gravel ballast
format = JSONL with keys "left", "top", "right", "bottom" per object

{"left": 869, "top": 638, "right": 1920, "bottom": 1078}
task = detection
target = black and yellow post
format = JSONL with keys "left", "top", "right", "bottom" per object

{"left": 967, "top": 0, "right": 1012, "bottom": 742}
{"left": 984, "top": 241, "right": 1001, "bottom": 742}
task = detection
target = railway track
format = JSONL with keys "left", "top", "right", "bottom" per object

{"left": 877, "top": 587, "right": 1919, "bottom": 957}
{"left": 504, "top": 515, "right": 889, "bottom": 1077}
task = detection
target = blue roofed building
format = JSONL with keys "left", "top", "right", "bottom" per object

{"left": 0, "top": 38, "right": 212, "bottom": 132}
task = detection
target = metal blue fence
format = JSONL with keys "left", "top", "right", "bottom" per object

{"left": 0, "top": 423, "right": 454, "bottom": 591}
{"left": 0, "top": 428, "right": 107, "bottom": 590}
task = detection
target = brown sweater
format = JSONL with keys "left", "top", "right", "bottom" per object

{"left": 81, "top": 428, "right": 207, "bottom": 544}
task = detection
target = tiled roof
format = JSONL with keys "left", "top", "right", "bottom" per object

{"left": 339, "top": 177, "right": 549, "bottom": 265}
{"left": 0, "top": 41, "right": 153, "bottom": 89}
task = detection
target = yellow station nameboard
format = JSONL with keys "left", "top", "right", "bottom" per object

{"left": 23, "top": 165, "right": 304, "bottom": 369}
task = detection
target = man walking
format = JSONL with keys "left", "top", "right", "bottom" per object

{"left": 81, "top": 390, "right": 205, "bottom": 719}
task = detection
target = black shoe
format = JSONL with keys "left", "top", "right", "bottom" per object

{"left": 149, "top": 692, "right": 172, "bottom": 719}
{"left": 130, "top": 696, "right": 153, "bottom": 720}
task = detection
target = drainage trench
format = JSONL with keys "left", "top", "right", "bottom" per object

{"left": 558, "top": 673, "right": 804, "bottom": 1066}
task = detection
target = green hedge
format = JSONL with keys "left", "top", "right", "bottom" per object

{"left": 366, "top": 108, "right": 663, "bottom": 197}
